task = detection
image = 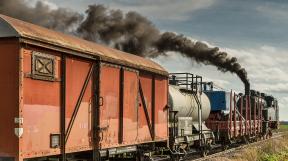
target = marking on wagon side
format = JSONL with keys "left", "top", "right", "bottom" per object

{"left": 14, "top": 128, "right": 23, "bottom": 138}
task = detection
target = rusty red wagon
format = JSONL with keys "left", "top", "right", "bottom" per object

{"left": 0, "top": 14, "right": 169, "bottom": 161}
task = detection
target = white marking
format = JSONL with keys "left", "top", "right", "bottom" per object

{"left": 79, "top": 123, "right": 88, "bottom": 129}
{"left": 14, "top": 128, "right": 24, "bottom": 138}
{"left": 14, "top": 117, "right": 24, "bottom": 124}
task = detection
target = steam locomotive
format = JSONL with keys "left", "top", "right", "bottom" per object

{"left": 0, "top": 15, "right": 279, "bottom": 161}
{"left": 168, "top": 73, "right": 279, "bottom": 158}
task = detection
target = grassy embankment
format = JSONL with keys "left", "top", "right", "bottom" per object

{"left": 278, "top": 124, "right": 288, "bottom": 132}
{"left": 242, "top": 134, "right": 288, "bottom": 161}
{"left": 212, "top": 124, "right": 288, "bottom": 161}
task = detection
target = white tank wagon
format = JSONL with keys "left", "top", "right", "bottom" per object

{"left": 168, "top": 85, "right": 211, "bottom": 121}
{"left": 168, "top": 73, "right": 214, "bottom": 155}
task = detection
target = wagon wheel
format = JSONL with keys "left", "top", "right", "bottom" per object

{"left": 201, "top": 148, "right": 209, "bottom": 157}
{"left": 265, "top": 133, "right": 269, "bottom": 139}
{"left": 244, "top": 135, "right": 250, "bottom": 144}
{"left": 136, "top": 155, "right": 152, "bottom": 161}
{"left": 256, "top": 135, "right": 260, "bottom": 142}
{"left": 268, "top": 130, "right": 273, "bottom": 138}
{"left": 221, "top": 144, "right": 229, "bottom": 151}
{"left": 201, "top": 143, "right": 211, "bottom": 157}
{"left": 136, "top": 150, "right": 152, "bottom": 161}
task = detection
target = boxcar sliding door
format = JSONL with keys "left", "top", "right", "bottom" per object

{"left": 99, "top": 64, "right": 139, "bottom": 148}
{"left": 61, "top": 55, "right": 101, "bottom": 161}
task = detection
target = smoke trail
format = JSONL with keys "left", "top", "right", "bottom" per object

{"left": 0, "top": 1, "right": 249, "bottom": 85}
{"left": 77, "top": 5, "right": 160, "bottom": 56}
{"left": 0, "top": 0, "right": 83, "bottom": 33}
{"left": 76, "top": 5, "right": 249, "bottom": 84}
{"left": 156, "top": 32, "right": 249, "bottom": 84}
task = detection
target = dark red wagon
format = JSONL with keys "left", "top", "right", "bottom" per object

{"left": 0, "top": 15, "right": 169, "bottom": 161}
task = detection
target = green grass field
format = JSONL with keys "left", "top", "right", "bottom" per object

{"left": 280, "top": 124, "right": 288, "bottom": 130}
{"left": 278, "top": 123, "right": 288, "bottom": 132}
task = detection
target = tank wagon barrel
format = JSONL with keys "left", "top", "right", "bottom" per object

{"left": 168, "top": 85, "right": 211, "bottom": 121}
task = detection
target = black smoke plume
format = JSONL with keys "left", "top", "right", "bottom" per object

{"left": 0, "top": 0, "right": 83, "bottom": 33}
{"left": 77, "top": 5, "right": 160, "bottom": 56}
{"left": 156, "top": 32, "right": 249, "bottom": 85}
{"left": 0, "top": 1, "right": 249, "bottom": 85}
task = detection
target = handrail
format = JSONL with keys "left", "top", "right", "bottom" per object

{"left": 192, "top": 93, "right": 203, "bottom": 146}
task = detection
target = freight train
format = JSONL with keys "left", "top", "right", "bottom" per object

{"left": 0, "top": 15, "right": 279, "bottom": 161}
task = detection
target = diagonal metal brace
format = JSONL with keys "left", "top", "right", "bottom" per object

{"left": 65, "top": 63, "right": 95, "bottom": 143}
{"left": 139, "top": 80, "right": 154, "bottom": 139}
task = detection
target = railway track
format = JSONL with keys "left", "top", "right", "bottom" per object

{"left": 188, "top": 132, "right": 286, "bottom": 161}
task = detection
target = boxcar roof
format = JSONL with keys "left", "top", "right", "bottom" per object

{"left": 0, "top": 14, "right": 168, "bottom": 76}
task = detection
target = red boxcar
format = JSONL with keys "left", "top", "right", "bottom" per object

{"left": 0, "top": 15, "right": 169, "bottom": 161}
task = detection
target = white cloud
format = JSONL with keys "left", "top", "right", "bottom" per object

{"left": 103, "top": 0, "right": 217, "bottom": 21}
{"left": 44, "top": 0, "right": 217, "bottom": 21}
{"left": 256, "top": 3, "right": 288, "bottom": 22}
{"left": 203, "top": 77, "right": 230, "bottom": 90}
{"left": 26, "top": 0, "right": 58, "bottom": 10}
{"left": 260, "top": 45, "right": 276, "bottom": 53}
{"left": 255, "top": 83, "right": 288, "bottom": 93}
{"left": 222, "top": 46, "right": 288, "bottom": 86}
{"left": 278, "top": 96, "right": 288, "bottom": 121}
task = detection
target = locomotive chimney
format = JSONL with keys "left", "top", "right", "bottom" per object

{"left": 245, "top": 82, "right": 250, "bottom": 95}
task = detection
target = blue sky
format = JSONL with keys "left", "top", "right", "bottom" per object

{"left": 32, "top": 0, "right": 288, "bottom": 120}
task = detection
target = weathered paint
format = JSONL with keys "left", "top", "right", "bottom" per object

{"left": 123, "top": 70, "right": 139, "bottom": 144}
{"left": 22, "top": 48, "right": 61, "bottom": 158}
{"left": 155, "top": 77, "right": 168, "bottom": 140}
{"left": 99, "top": 65, "right": 169, "bottom": 148}
{"left": 0, "top": 39, "right": 19, "bottom": 160}
{"left": 65, "top": 57, "right": 93, "bottom": 153}
{"left": 138, "top": 74, "right": 153, "bottom": 142}
{"left": 99, "top": 65, "right": 120, "bottom": 148}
